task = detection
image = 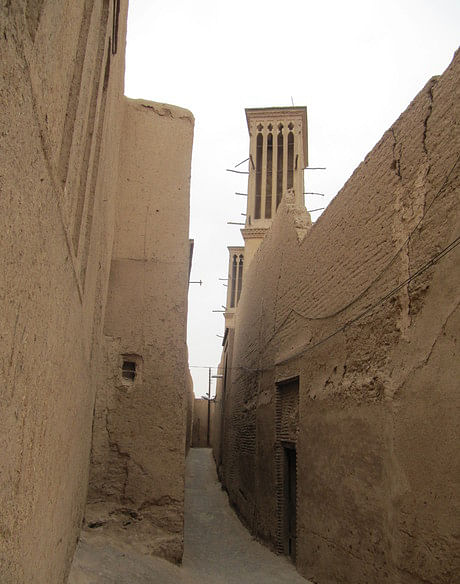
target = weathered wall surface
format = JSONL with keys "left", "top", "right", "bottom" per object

{"left": 218, "top": 50, "right": 459, "bottom": 584}
{"left": 0, "top": 2, "right": 128, "bottom": 582}
{"left": 86, "top": 99, "right": 194, "bottom": 563}
{"left": 211, "top": 331, "right": 235, "bottom": 478}
{"left": 185, "top": 368, "right": 194, "bottom": 454}
{"left": 192, "top": 398, "right": 213, "bottom": 447}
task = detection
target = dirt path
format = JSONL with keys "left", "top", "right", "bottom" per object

{"left": 69, "top": 448, "right": 309, "bottom": 583}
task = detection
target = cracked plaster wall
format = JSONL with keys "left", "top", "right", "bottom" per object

{"left": 85, "top": 99, "right": 194, "bottom": 564}
{"left": 0, "top": 1, "right": 128, "bottom": 582}
{"left": 217, "top": 50, "right": 460, "bottom": 584}
{"left": 1, "top": 1, "right": 194, "bottom": 580}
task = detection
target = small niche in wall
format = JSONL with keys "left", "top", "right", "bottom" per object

{"left": 120, "top": 354, "right": 142, "bottom": 384}
{"left": 122, "top": 360, "right": 136, "bottom": 381}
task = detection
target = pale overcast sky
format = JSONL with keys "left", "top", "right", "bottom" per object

{"left": 124, "top": 0, "right": 460, "bottom": 397}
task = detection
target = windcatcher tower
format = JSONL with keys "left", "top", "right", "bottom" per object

{"left": 224, "top": 246, "right": 244, "bottom": 329}
{"left": 242, "top": 106, "right": 308, "bottom": 267}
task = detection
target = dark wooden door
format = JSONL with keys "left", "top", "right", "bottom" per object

{"left": 286, "top": 447, "right": 297, "bottom": 561}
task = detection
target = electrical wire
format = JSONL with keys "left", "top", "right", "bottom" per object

{"left": 274, "top": 234, "right": 460, "bottom": 367}
{"left": 199, "top": 232, "right": 460, "bottom": 374}
{"left": 191, "top": 156, "right": 459, "bottom": 374}
{"left": 264, "top": 154, "right": 460, "bottom": 347}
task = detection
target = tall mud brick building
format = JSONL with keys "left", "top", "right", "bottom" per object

{"left": 0, "top": 2, "right": 194, "bottom": 582}
{"left": 212, "top": 52, "right": 460, "bottom": 584}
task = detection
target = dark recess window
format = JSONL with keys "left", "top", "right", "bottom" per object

{"left": 112, "top": 0, "right": 120, "bottom": 54}
{"left": 122, "top": 360, "right": 136, "bottom": 381}
{"left": 237, "top": 254, "right": 244, "bottom": 303}
{"left": 265, "top": 133, "right": 273, "bottom": 218}
{"left": 277, "top": 127, "right": 284, "bottom": 208}
{"left": 255, "top": 132, "right": 263, "bottom": 219}
{"left": 230, "top": 254, "right": 237, "bottom": 308}
{"left": 287, "top": 131, "right": 294, "bottom": 189}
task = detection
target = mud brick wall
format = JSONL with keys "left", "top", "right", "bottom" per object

{"left": 87, "top": 99, "right": 194, "bottom": 564}
{"left": 0, "top": 2, "right": 128, "bottom": 582}
{"left": 220, "top": 50, "right": 459, "bottom": 584}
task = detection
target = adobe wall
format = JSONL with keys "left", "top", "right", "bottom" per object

{"left": 86, "top": 98, "right": 194, "bottom": 563}
{"left": 185, "top": 368, "right": 194, "bottom": 454}
{"left": 219, "top": 51, "right": 459, "bottom": 583}
{"left": 0, "top": 2, "right": 128, "bottom": 582}
{"left": 210, "top": 329, "right": 235, "bottom": 478}
{"left": 211, "top": 366, "right": 225, "bottom": 462}
{"left": 192, "top": 398, "right": 212, "bottom": 447}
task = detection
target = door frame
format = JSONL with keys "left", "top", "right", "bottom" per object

{"left": 275, "top": 376, "right": 299, "bottom": 561}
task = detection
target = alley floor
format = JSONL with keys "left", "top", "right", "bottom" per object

{"left": 69, "top": 448, "right": 310, "bottom": 583}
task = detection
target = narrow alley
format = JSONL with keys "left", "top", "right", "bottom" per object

{"left": 69, "top": 449, "right": 309, "bottom": 583}
{"left": 2, "top": 4, "right": 458, "bottom": 583}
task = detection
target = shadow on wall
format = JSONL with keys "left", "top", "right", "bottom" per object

{"left": 192, "top": 398, "right": 215, "bottom": 447}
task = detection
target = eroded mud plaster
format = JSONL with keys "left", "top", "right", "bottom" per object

{"left": 0, "top": 2, "right": 194, "bottom": 581}
{"left": 215, "top": 50, "right": 459, "bottom": 584}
